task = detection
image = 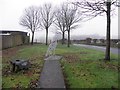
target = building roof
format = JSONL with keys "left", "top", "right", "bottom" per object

{"left": 0, "top": 30, "right": 28, "bottom": 34}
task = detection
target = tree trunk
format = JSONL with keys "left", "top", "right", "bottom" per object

{"left": 105, "top": 0, "right": 111, "bottom": 61}
{"left": 67, "top": 30, "right": 70, "bottom": 47}
{"left": 62, "top": 31, "right": 65, "bottom": 44}
{"left": 31, "top": 31, "right": 34, "bottom": 45}
{"left": 46, "top": 27, "right": 48, "bottom": 45}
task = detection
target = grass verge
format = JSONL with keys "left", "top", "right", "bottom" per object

{"left": 2, "top": 44, "right": 119, "bottom": 88}
{"left": 2, "top": 44, "right": 47, "bottom": 88}
{"left": 56, "top": 44, "right": 119, "bottom": 88}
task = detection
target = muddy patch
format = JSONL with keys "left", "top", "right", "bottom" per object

{"left": 63, "top": 53, "right": 80, "bottom": 63}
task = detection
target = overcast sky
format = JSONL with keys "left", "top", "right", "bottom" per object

{"left": 0, "top": 0, "right": 118, "bottom": 41}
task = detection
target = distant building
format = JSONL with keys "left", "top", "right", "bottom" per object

{"left": 110, "top": 39, "right": 120, "bottom": 44}
{"left": 0, "top": 30, "right": 30, "bottom": 49}
{"left": 99, "top": 39, "right": 105, "bottom": 43}
{"left": 86, "top": 38, "right": 92, "bottom": 44}
{"left": 92, "top": 39, "right": 98, "bottom": 44}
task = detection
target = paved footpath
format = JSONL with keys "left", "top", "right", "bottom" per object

{"left": 37, "top": 55, "right": 66, "bottom": 89}
{"left": 74, "top": 44, "right": 119, "bottom": 54}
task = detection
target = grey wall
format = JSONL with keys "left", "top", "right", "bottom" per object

{"left": 1, "top": 34, "right": 29, "bottom": 50}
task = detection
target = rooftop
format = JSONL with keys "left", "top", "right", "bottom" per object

{"left": 0, "top": 30, "right": 28, "bottom": 33}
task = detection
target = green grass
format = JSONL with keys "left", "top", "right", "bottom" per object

{"left": 56, "top": 44, "right": 119, "bottom": 88}
{"left": 2, "top": 44, "right": 47, "bottom": 88}
{"left": 2, "top": 44, "right": 119, "bottom": 88}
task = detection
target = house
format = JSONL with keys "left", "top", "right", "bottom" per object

{"left": 111, "top": 39, "right": 120, "bottom": 44}
{"left": 0, "top": 30, "right": 30, "bottom": 49}
{"left": 91, "top": 39, "right": 98, "bottom": 44}
{"left": 86, "top": 38, "right": 92, "bottom": 44}
{"left": 99, "top": 39, "right": 105, "bottom": 43}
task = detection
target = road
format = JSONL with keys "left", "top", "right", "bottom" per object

{"left": 73, "top": 44, "right": 119, "bottom": 55}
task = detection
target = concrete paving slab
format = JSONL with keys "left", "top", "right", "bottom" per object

{"left": 44, "top": 55, "right": 62, "bottom": 61}
{"left": 37, "top": 55, "right": 66, "bottom": 88}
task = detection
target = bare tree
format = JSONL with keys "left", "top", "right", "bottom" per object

{"left": 62, "top": 3, "right": 82, "bottom": 47}
{"left": 39, "top": 3, "right": 55, "bottom": 45}
{"left": 73, "top": 0, "right": 118, "bottom": 61}
{"left": 54, "top": 7, "right": 66, "bottom": 44}
{"left": 20, "top": 6, "right": 40, "bottom": 45}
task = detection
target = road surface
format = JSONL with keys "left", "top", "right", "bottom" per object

{"left": 73, "top": 44, "right": 119, "bottom": 55}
